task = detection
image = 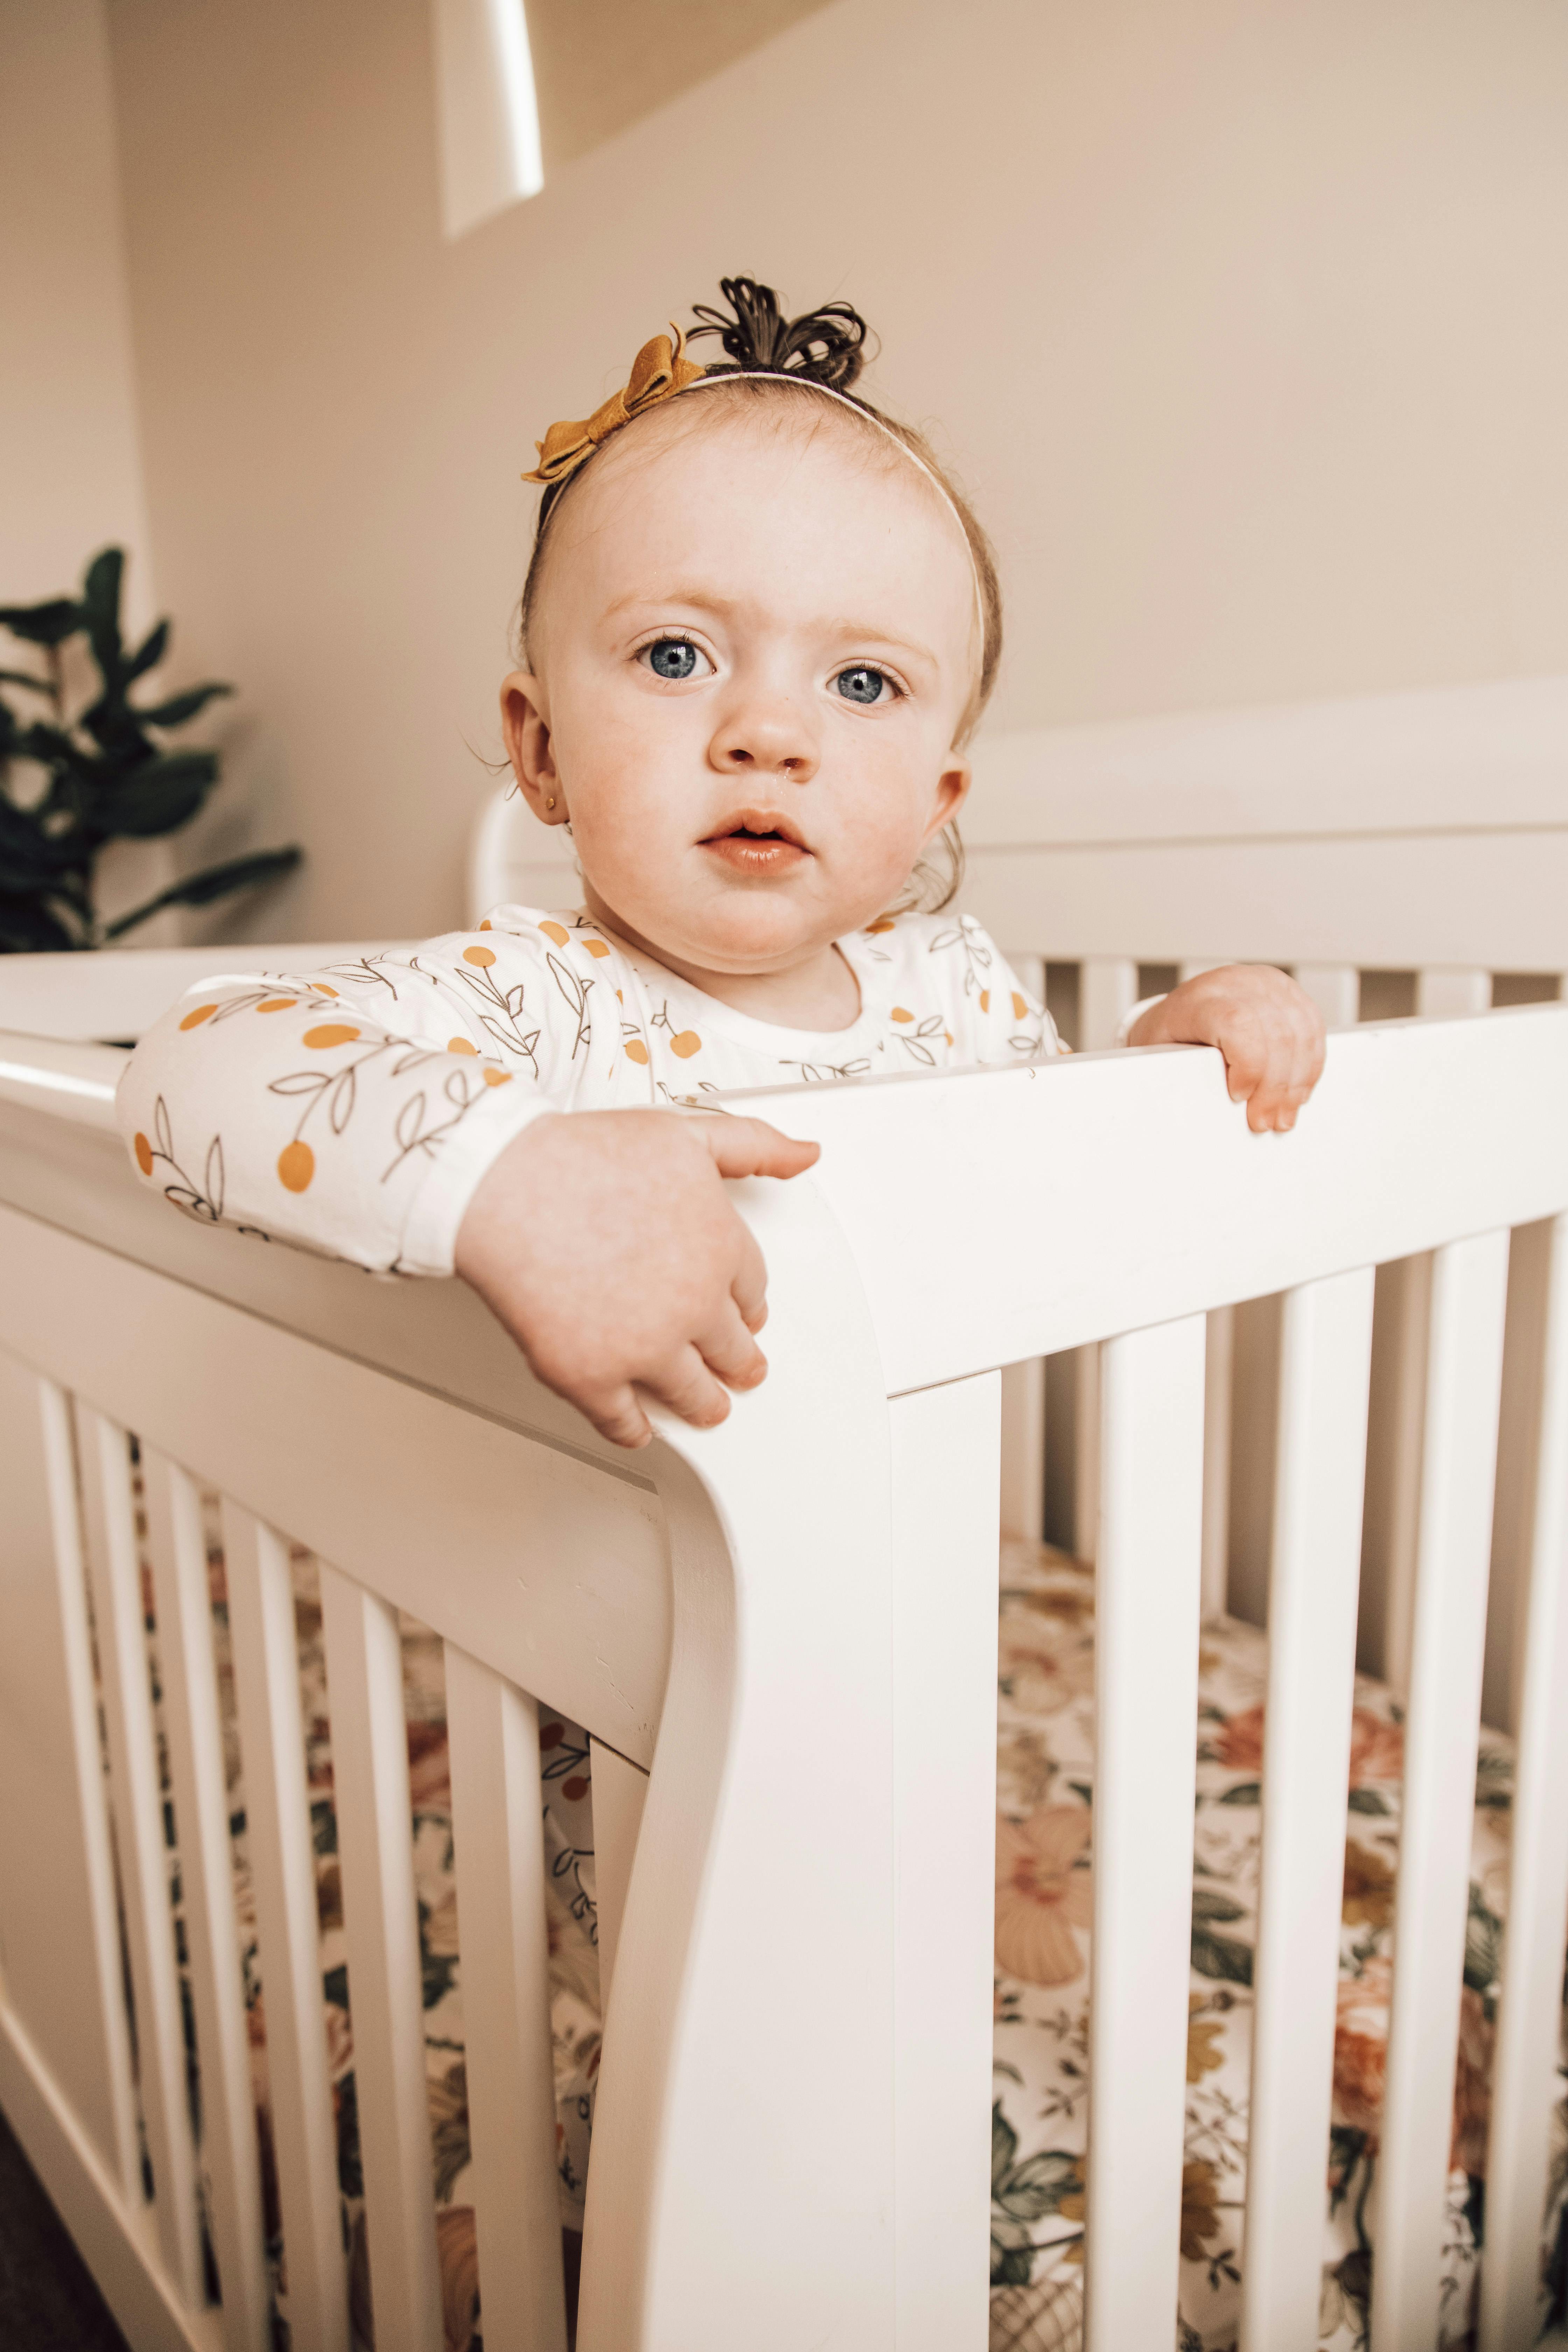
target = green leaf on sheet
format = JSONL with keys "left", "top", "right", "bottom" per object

{"left": 1215, "top": 1781, "right": 1261, "bottom": 1806}
{"left": 1190, "top": 1888, "right": 1246, "bottom": 1924}
{"left": 1347, "top": 1787, "right": 1391, "bottom": 1815}
{"left": 1191, "top": 1924, "right": 1254, "bottom": 1985}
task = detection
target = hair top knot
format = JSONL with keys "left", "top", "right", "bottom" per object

{"left": 687, "top": 277, "right": 869, "bottom": 391}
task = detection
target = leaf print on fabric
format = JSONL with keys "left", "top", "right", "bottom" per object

{"left": 134, "top": 1093, "right": 227, "bottom": 1222}
{"left": 927, "top": 910, "right": 993, "bottom": 997}
{"left": 546, "top": 951, "right": 593, "bottom": 1058}
{"left": 780, "top": 1055, "right": 873, "bottom": 1082}
{"left": 452, "top": 953, "right": 543, "bottom": 1070}
{"left": 892, "top": 1012, "right": 947, "bottom": 1065}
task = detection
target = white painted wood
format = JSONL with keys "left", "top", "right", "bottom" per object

{"left": 1240, "top": 1270, "right": 1374, "bottom": 2348}
{"left": 0, "top": 1997, "right": 222, "bottom": 2352}
{"left": 0, "top": 1368, "right": 139, "bottom": 2200}
{"left": 223, "top": 1507, "right": 350, "bottom": 2352}
{"left": 0, "top": 1206, "right": 670, "bottom": 1766}
{"left": 1085, "top": 1316, "right": 1206, "bottom": 2351}
{"left": 444, "top": 1647, "right": 568, "bottom": 2352}
{"left": 318, "top": 1566, "right": 443, "bottom": 2352}
{"left": 577, "top": 1175, "right": 897, "bottom": 2351}
{"left": 1078, "top": 957, "right": 1139, "bottom": 1051}
{"left": 1479, "top": 1210, "right": 1568, "bottom": 2351}
{"left": 997, "top": 1357, "right": 1045, "bottom": 1541}
{"left": 1371, "top": 1231, "right": 1510, "bottom": 2350}
{"left": 1293, "top": 962, "right": 1360, "bottom": 1028}
{"left": 142, "top": 1455, "right": 270, "bottom": 2352}
{"left": 1072, "top": 1342, "right": 1099, "bottom": 1562}
{"left": 890, "top": 1376, "right": 999, "bottom": 2350}
{"left": 1416, "top": 966, "right": 1492, "bottom": 1019}
{"left": 1200, "top": 1304, "right": 1235, "bottom": 1622}
{"left": 77, "top": 1408, "right": 205, "bottom": 2302}
{"left": 589, "top": 1739, "right": 649, "bottom": 2018}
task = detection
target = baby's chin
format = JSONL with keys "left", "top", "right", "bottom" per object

{"left": 631, "top": 880, "right": 860, "bottom": 976}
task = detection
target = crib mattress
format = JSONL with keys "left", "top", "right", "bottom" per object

{"left": 177, "top": 1526, "right": 1567, "bottom": 2350}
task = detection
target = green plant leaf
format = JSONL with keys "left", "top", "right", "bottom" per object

{"left": 135, "top": 681, "right": 233, "bottom": 730}
{"left": 102, "top": 845, "right": 301, "bottom": 939}
{"left": 0, "top": 891, "right": 79, "bottom": 952}
{"left": 0, "top": 597, "right": 82, "bottom": 648}
{"left": 0, "top": 669, "right": 54, "bottom": 696}
{"left": 124, "top": 619, "right": 170, "bottom": 685}
{"left": 96, "top": 750, "right": 219, "bottom": 838}
{"left": 80, "top": 548, "right": 126, "bottom": 683}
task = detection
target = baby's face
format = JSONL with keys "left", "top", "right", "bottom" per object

{"left": 503, "top": 400, "right": 978, "bottom": 976}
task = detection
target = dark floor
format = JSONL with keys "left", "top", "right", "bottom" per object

{"left": 0, "top": 2109, "right": 131, "bottom": 2351}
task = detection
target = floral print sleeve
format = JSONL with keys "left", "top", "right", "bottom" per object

{"left": 115, "top": 910, "right": 631, "bottom": 1276}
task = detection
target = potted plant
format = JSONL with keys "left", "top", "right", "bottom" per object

{"left": 0, "top": 545, "right": 299, "bottom": 950}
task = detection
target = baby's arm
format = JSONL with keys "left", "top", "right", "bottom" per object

{"left": 1126, "top": 965, "right": 1326, "bottom": 1132}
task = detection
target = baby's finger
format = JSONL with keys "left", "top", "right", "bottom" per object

{"left": 640, "top": 1344, "right": 733, "bottom": 1432}
{"left": 580, "top": 1384, "right": 653, "bottom": 1451}
{"left": 695, "top": 1298, "right": 769, "bottom": 1391}
{"left": 1221, "top": 1032, "right": 1269, "bottom": 1106}
{"left": 698, "top": 1115, "right": 821, "bottom": 1184}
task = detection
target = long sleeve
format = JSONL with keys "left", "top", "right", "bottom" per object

{"left": 115, "top": 913, "right": 624, "bottom": 1275}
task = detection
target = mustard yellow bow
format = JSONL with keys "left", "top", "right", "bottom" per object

{"left": 522, "top": 326, "right": 706, "bottom": 486}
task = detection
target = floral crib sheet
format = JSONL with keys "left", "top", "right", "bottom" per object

{"left": 991, "top": 1536, "right": 1568, "bottom": 2352}
{"left": 145, "top": 1505, "right": 1568, "bottom": 2350}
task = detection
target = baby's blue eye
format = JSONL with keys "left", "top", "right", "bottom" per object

{"left": 646, "top": 638, "right": 699, "bottom": 680}
{"left": 835, "top": 665, "right": 892, "bottom": 705}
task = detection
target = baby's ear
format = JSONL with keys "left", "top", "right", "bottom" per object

{"left": 925, "top": 751, "right": 971, "bottom": 840}
{"left": 500, "top": 671, "right": 565, "bottom": 825}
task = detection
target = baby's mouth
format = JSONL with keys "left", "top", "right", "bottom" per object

{"left": 701, "top": 811, "right": 811, "bottom": 875}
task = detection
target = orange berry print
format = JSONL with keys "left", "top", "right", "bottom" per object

{"left": 891, "top": 1006, "right": 914, "bottom": 1024}
{"left": 624, "top": 1038, "right": 650, "bottom": 1065}
{"left": 463, "top": 945, "right": 496, "bottom": 967}
{"left": 302, "top": 1024, "right": 360, "bottom": 1049}
{"left": 479, "top": 919, "right": 493, "bottom": 930}
{"left": 1012, "top": 992, "right": 1028, "bottom": 1019}
{"left": 277, "top": 1141, "right": 315, "bottom": 1192}
{"left": 670, "top": 1030, "right": 702, "bottom": 1059}
{"left": 584, "top": 938, "right": 610, "bottom": 958}
{"left": 979, "top": 990, "right": 991, "bottom": 1013}
{"left": 447, "top": 1036, "right": 478, "bottom": 1056}
{"left": 257, "top": 997, "right": 297, "bottom": 1013}
{"left": 482, "top": 1067, "right": 511, "bottom": 1087}
{"left": 313, "top": 983, "right": 339, "bottom": 997}
{"left": 133, "top": 1132, "right": 154, "bottom": 1176}
{"left": 538, "top": 921, "right": 569, "bottom": 946}
{"left": 179, "top": 1003, "right": 217, "bottom": 1030}
{"left": 866, "top": 917, "right": 896, "bottom": 934}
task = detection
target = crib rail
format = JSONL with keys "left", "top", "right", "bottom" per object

{"left": 2, "top": 1004, "right": 1567, "bottom": 2350}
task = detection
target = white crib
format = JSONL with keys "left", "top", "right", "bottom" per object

{"left": 1, "top": 674, "right": 1566, "bottom": 2352}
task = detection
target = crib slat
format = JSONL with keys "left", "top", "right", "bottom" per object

{"left": 1293, "top": 962, "right": 1360, "bottom": 1028}
{"left": 1240, "top": 1269, "right": 1374, "bottom": 2347}
{"left": 35, "top": 1380, "right": 141, "bottom": 2203}
{"left": 1478, "top": 1209, "right": 1568, "bottom": 2352}
{"left": 1078, "top": 956, "right": 1139, "bottom": 1052}
{"left": 1371, "top": 1230, "right": 1510, "bottom": 2349}
{"left": 590, "top": 1737, "right": 649, "bottom": 2012}
{"left": 444, "top": 1645, "right": 568, "bottom": 2352}
{"left": 318, "top": 1565, "right": 443, "bottom": 2352}
{"left": 224, "top": 1506, "right": 350, "bottom": 2352}
{"left": 78, "top": 1408, "right": 205, "bottom": 2301}
{"left": 1416, "top": 966, "right": 1492, "bottom": 1018}
{"left": 1086, "top": 1316, "right": 1206, "bottom": 2349}
{"left": 1199, "top": 1305, "right": 1234, "bottom": 1620}
{"left": 998, "top": 1357, "right": 1046, "bottom": 1542}
{"left": 142, "top": 1455, "right": 270, "bottom": 2352}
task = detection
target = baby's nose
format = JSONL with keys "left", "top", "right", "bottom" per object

{"left": 710, "top": 699, "right": 818, "bottom": 780}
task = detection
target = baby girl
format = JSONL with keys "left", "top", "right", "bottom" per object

{"left": 118, "top": 277, "right": 1324, "bottom": 1449}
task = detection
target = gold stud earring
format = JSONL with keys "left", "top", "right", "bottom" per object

{"left": 546, "top": 796, "right": 556, "bottom": 810}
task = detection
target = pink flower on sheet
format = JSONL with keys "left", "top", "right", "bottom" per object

{"left": 1349, "top": 1707, "right": 1404, "bottom": 1786}
{"left": 1212, "top": 1704, "right": 1266, "bottom": 1772}
{"left": 1000, "top": 1624, "right": 1096, "bottom": 1714}
{"left": 995, "top": 1806, "right": 1093, "bottom": 1986}
{"left": 1333, "top": 1956, "right": 1392, "bottom": 2135}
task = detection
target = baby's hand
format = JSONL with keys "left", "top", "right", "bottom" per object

{"left": 453, "top": 1108, "right": 820, "bottom": 1449}
{"left": 1126, "top": 966, "right": 1326, "bottom": 1133}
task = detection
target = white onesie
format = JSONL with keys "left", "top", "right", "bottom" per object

{"left": 116, "top": 904, "right": 1064, "bottom": 1275}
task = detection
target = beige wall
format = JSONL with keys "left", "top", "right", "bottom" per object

{"left": 97, "top": 0, "right": 1568, "bottom": 940}
{"left": 0, "top": 0, "right": 151, "bottom": 615}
